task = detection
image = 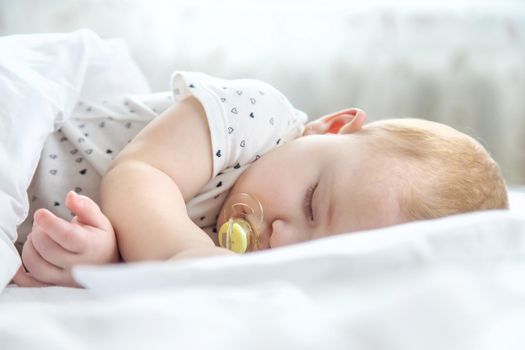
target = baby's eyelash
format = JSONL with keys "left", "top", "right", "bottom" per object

{"left": 305, "top": 183, "right": 318, "bottom": 221}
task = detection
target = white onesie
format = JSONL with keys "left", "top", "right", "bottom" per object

{"left": 17, "top": 71, "right": 307, "bottom": 250}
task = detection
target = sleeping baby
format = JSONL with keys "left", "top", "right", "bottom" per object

{"left": 13, "top": 72, "right": 509, "bottom": 287}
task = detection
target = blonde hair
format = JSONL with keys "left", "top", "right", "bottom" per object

{"left": 357, "top": 118, "right": 508, "bottom": 221}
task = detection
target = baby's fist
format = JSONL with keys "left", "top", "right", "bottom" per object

{"left": 15, "top": 191, "right": 119, "bottom": 287}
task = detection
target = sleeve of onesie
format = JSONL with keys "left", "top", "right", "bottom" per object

{"left": 170, "top": 71, "right": 307, "bottom": 178}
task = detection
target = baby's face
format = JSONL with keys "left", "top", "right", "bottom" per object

{"left": 216, "top": 131, "right": 405, "bottom": 250}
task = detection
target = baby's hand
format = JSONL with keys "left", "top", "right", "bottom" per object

{"left": 13, "top": 191, "right": 119, "bottom": 288}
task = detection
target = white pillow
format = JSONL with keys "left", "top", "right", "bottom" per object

{"left": 0, "top": 29, "right": 149, "bottom": 289}
{"left": 509, "top": 188, "right": 525, "bottom": 216}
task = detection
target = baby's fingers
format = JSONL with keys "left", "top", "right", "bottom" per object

{"left": 12, "top": 266, "right": 51, "bottom": 288}
{"left": 33, "top": 208, "right": 88, "bottom": 253}
{"left": 21, "top": 235, "right": 65, "bottom": 285}
{"left": 31, "top": 224, "right": 78, "bottom": 269}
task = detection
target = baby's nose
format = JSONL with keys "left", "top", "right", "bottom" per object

{"left": 269, "top": 219, "right": 305, "bottom": 248}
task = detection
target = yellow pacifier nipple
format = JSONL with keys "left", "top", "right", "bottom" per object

{"left": 218, "top": 193, "right": 264, "bottom": 254}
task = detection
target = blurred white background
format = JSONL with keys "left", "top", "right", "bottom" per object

{"left": 0, "top": 0, "right": 524, "bottom": 185}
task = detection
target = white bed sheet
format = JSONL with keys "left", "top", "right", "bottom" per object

{"left": 0, "top": 191, "right": 524, "bottom": 350}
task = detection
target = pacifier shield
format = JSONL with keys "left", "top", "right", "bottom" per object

{"left": 218, "top": 192, "right": 264, "bottom": 253}
{"left": 218, "top": 218, "right": 251, "bottom": 254}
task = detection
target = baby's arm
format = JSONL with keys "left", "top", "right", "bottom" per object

{"left": 100, "top": 96, "right": 233, "bottom": 262}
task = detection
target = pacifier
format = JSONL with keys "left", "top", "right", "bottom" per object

{"left": 218, "top": 193, "right": 264, "bottom": 254}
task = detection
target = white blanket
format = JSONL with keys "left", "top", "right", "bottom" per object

{"left": 0, "top": 29, "right": 149, "bottom": 289}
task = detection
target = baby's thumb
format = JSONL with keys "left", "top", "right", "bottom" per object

{"left": 65, "top": 191, "right": 108, "bottom": 229}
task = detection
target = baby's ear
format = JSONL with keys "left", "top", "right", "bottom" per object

{"left": 303, "top": 108, "right": 367, "bottom": 136}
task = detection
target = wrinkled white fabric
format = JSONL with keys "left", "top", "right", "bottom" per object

{"left": 0, "top": 29, "right": 149, "bottom": 290}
